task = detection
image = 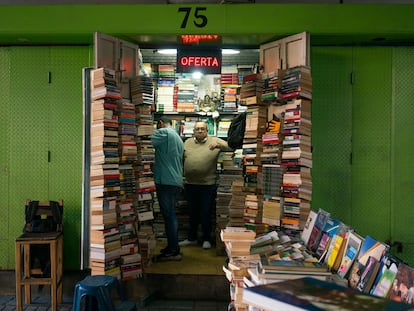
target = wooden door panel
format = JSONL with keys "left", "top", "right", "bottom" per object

{"left": 94, "top": 32, "right": 119, "bottom": 72}
{"left": 260, "top": 40, "right": 281, "bottom": 73}
{"left": 283, "top": 31, "right": 310, "bottom": 69}
{"left": 260, "top": 31, "right": 309, "bottom": 72}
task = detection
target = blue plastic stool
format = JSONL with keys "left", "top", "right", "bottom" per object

{"left": 72, "top": 275, "right": 136, "bottom": 311}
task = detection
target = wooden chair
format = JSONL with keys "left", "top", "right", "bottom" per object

{"left": 15, "top": 199, "right": 64, "bottom": 311}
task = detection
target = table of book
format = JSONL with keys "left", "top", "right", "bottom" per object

{"left": 15, "top": 232, "right": 63, "bottom": 311}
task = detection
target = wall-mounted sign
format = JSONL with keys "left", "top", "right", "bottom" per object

{"left": 176, "top": 48, "right": 222, "bottom": 74}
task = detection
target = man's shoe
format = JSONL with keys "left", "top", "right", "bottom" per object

{"left": 160, "top": 246, "right": 169, "bottom": 254}
{"left": 202, "top": 241, "right": 212, "bottom": 249}
{"left": 154, "top": 251, "right": 182, "bottom": 262}
{"left": 179, "top": 239, "right": 197, "bottom": 246}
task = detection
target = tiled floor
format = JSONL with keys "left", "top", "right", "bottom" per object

{"left": 1, "top": 242, "right": 231, "bottom": 311}
{"left": 0, "top": 295, "right": 230, "bottom": 311}
{"left": 0, "top": 295, "right": 73, "bottom": 310}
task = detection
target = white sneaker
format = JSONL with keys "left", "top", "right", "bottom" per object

{"left": 202, "top": 241, "right": 212, "bottom": 249}
{"left": 179, "top": 239, "right": 197, "bottom": 246}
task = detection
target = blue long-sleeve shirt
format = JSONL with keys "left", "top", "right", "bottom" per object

{"left": 151, "top": 127, "right": 184, "bottom": 187}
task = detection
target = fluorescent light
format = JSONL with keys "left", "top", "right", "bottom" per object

{"left": 192, "top": 71, "right": 203, "bottom": 80}
{"left": 157, "top": 48, "right": 240, "bottom": 55}
{"left": 222, "top": 49, "right": 240, "bottom": 55}
{"left": 157, "top": 49, "right": 177, "bottom": 55}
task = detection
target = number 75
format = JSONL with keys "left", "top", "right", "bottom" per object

{"left": 178, "top": 7, "right": 208, "bottom": 29}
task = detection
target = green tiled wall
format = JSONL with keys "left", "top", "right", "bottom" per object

{"left": 311, "top": 47, "right": 353, "bottom": 224}
{"left": 0, "top": 48, "right": 10, "bottom": 269}
{"left": 350, "top": 47, "right": 392, "bottom": 242}
{"left": 0, "top": 46, "right": 91, "bottom": 269}
{"left": 312, "top": 46, "right": 414, "bottom": 264}
{"left": 391, "top": 47, "right": 414, "bottom": 264}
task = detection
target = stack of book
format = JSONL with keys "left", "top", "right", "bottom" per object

{"left": 216, "top": 156, "right": 243, "bottom": 254}
{"left": 220, "top": 227, "right": 256, "bottom": 258}
{"left": 118, "top": 199, "right": 141, "bottom": 280}
{"left": 89, "top": 67, "right": 122, "bottom": 279}
{"left": 260, "top": 132, "right": 281, "bottom": 165}
{"left": 136, "top": 137, "right": 155, "bottom": 165}
{"left": 175, "top": 75, "right": 196, "bottom": 112}
{"left": 243, "top": 106, "right": 267, "bottom": 140}
{"left": 137, "top": 224, "right": 157, "bottom": 268}
{"left": 221, "top": 64, "right": 239, "bottom": 85}
{"left": 278, "top": 65, "right": 312, "bottom": 101}
{"left": 131, "top": 75, "right": 155, "bottom": 137}
{"left": 261, "top": 195, "right": 282, "bottom": 227}
{"left": 156, "top": 65, "right": 175, "bottom": 112}
{"left": 239, "top": 74, "right": 262, "bottom": 107}
{"left": 241, "top": 141, "right": 257, "bottom": 167}
{"left": 134, "top": 129, "right": 156, "bottom": 266}
{"left": 221, "top": 85, "right": 239, "bottom": 113}
{"left": 118, "top": 101, "right": 137, "bottom": 164}
{"left": 117, "top": 86, "right": 146, "bottom": 281}
{"left": 181, "top": 116, "right": 198, "bottom": 138}
{"left": 278, "top": 68, "right": 313, "bottom": 232}
{"left": 131, "top": 75, "right": 154, "bottom": 106}
{"left": 262, "top": 164, "right": 283, "bottom": 197}
{"left": 226, "top": 173, "right": 247, "bottom": 228}
{"left": 223, "top": 253, "right": 261, "bottom": 311}
{"left": 216, "top": 117, "right": 232, "bottom": 138}
{"left": 243, "top": 194, "right": 263, "bottom": 229}
{"left": 260, "top": 71, "right": 279, "bottom": 102}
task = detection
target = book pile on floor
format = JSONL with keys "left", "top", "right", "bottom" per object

{"left": 216, "top": 153, "right": 243, "bottom": 255}
{"left": 220, "top": 227, "right": 257, "bottom": 311}
{"left": 221, "top": 206, "right": 414, "bottom": 310}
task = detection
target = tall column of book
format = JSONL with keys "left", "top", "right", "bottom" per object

{"left": 239, "top": 74, "right": 268, "bottom": 235}
{"left": 89, "top": 67, "right": 123, "bottom": 279}
{"left": 279, "top": 66, "right": 312, "bottom": 231}
{"left": 117, "top": 99, "right": 142, "bottom": 281}
{"left": 89, "top": 68, "right": 158, "bottom": 279}
{"left": 259, "top": 72, "right": 284, "bottom": 229}
{"left": 131, "top": 75, "right": 157, "bottom": 268}
{"left": 226, "top": 65, "right": 313, "bottom": 235}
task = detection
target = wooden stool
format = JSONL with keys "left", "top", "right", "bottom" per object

{"left": 15, "top": 231, "right": 63, "bottom": 311}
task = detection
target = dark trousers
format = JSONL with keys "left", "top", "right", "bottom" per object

{"left": 185, "top": 184, "right": 217, "bottom": 243}
{"left": 156, "top": 184, "right": 181, "bottom": 253}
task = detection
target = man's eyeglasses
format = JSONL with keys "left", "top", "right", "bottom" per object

{"left": 195, "top": 127, "right": 206, "bottom": 131}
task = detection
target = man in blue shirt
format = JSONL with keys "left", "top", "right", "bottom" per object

{"left": 151, "top": 116, "right": 184, "bottom": 261}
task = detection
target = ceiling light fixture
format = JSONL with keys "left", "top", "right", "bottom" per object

{"left": 222, "top": 49, "right": 240, "bottom": 55}
{"left": 157, "top": 49, "right": 177, "bottom": 55}
{"left": 192, "top": 71, "right": 203, "bottom": 80}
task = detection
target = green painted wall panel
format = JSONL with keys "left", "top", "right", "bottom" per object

{"left": 311, "top": 47, "right": 353, "bottom": 225}
{"left": 1, "top": 46, "right": 90, "bottom": 270}
{"left": 8, "top": 47, "right": 50, "bottom": 268}
{"left": 351, "top": 47, "right": 392, "bottom": 242}
{"left": 49, "top": 46, "right": 91, "bottom": 269}
{"left": 0, "top": 48, "right": 10, "bottom": 269}
{"left": 391, "top": 47, "right": 414, "bottom": 264}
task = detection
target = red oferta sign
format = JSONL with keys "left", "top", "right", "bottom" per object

{"left": 176, "top": 48, "right": 221, "bottom": 74}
